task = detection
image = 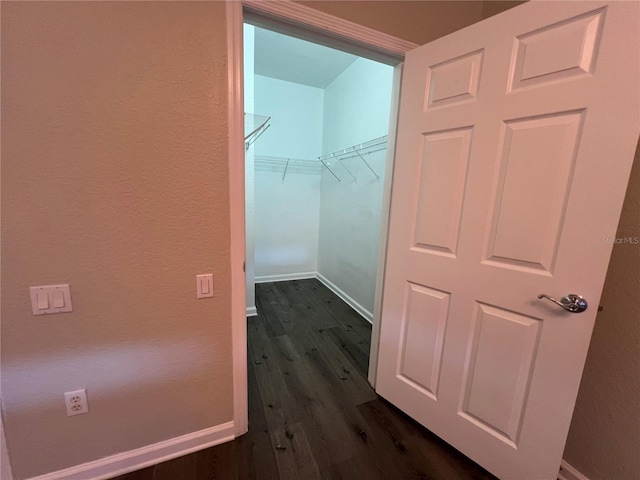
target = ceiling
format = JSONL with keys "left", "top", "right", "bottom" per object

{"left": 253, "top": 27, "right": 358, "bottom": 89}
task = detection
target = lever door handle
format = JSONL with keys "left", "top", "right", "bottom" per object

{"left": 538, "top": 294, "right": 588, "bottom": 313}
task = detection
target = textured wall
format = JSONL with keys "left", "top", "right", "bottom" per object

{"left": 563, "top": 142, "right": 640, "bottom": 480}
{"left": 481, "top": 1, "right": 526, "bottom": 20}
{"left": 1, "top": 2, "right": 232, "bottom": 478}
{"left": 296, "top": 1, "right": 484, "bottom": 46}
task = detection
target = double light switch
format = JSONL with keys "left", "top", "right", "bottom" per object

{"left": 29, "top": 284, "right": 73, "bottom": 315}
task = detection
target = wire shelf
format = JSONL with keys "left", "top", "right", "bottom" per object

{"left": 254, "top": 155, "right": 340, "bottom": 183}
{"left": 318, "top": 135, "right": 388, "bottom": 181}
{"left": 252, "top": 136, "right": 388, "bottom": 183}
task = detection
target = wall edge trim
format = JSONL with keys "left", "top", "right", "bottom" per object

{"left": 316, "top": 273, "right": 373, "bottom": 323}
{"left": 253, "top": 272, "right": 374, "bottom": 323}
{"left": 255, "top": 272, "right": 317, "bottom": 284}
{"left": 368, "top": 62, "right": 403, "bottom": 387}
{"left": 227, "top": 0, "right": 249, "bottom": 438}
{"left": 558, "top": 460, "right": 591, "bottom": 480}
{"left": 25, "top": 422, "right": 235, "bottom": 480}
{"left": 241, "top": 0, "right": 419, "bottom": 58}
{"left": 246, "top": 306, "right": 258, "bottom": 317}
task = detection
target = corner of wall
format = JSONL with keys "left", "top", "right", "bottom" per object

{"left": 1, "top": 414, "right": 14, "bottom": 480}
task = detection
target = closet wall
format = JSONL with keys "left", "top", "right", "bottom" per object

{"left": 254, "top": 75, "right": 324, "bottom": 280}
{"left": 248, "top": 30, "right": 393, "bottom": 322}
{"left": 318, "top": 59, "right": 394, "bottom": 319}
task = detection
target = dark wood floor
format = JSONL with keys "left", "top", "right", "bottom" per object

{"left": 112, "top": 279, "right": 495, "bottom": 480}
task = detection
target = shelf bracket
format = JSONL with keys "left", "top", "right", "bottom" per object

{"left": 353, "top": 147, "right": 380, "bottom": 180}
{"left": 245, "top": 123, "right": 270, "bottom": 151}
{"left": 338, "top": 158, "right": 357, "bottom": 182}
{"left": 282, "top": 158, "right": 290, "bottom": 183}
{"left": 319, "top": 160, "right": 341, "bottom": 182}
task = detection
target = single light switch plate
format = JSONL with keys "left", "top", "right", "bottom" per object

{"left": 196, "top": 274, "right": 214, "bottom": 299}
{"left": 30, "top": 284, "right": 73, "bottom": 315}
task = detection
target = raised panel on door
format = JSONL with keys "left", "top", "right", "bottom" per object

{"left": 425, "top": 50, "right": 483, "bottom": 109}
{"left": 484, "top": 110, "right": 584, "bottom": 273}
{"left": 376, "top": 2, "right": 639, "bottom": 479}
{"left": 459, "top": 303, "right": 542, "bottom": 447}
{"left": 396, "top": 282, "right": 450, "bottom": 399}
{"left": 412, "top": 127, "right": 472, "bottom": 257}
{"left": 509, "top": 9, "right": 605, "bottom": 91}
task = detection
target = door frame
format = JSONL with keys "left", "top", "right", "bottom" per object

{"left": 226, "top": 0, "right": 418, "bottom": 435}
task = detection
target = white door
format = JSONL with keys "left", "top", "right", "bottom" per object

{"left": 376, "top": 2, "right": 639, "bottom": 479}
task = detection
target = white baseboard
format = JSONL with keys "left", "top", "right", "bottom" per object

{"left": 26, "top": 421, "right": 235, "bottom": 480}
{"left": 558, "top": 460, "right": 590, "bottom": 480}
{"left": 253, "top": 271, "right": 373, "bottom": 323}
{"left": 255, "top": 272, "right": 316, "bottom": 284}
{"left": 246, "top": 306, "right": 258, "bottom": 317}
{"left": 316, "top": 273, "right": 373, "bottom": 323}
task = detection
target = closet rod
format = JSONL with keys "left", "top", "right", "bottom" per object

{"left": 254, "top": 154, "right": 341, "bottom": 182}
{"left": 319, "top": 136, "right": 387, "bottom": 181}
{"left": 318, "top": 135, "right": 388, "bottom": 162}
{"left": 254, "top": 154, "right": 320, "bottom": 166}
{"left": 330, "top": 146, "right": 387, "bottom": 162}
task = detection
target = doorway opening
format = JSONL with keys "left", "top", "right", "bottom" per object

{"left": 243, "top": 22, "right": 396, "bottom": 380}
{"left": 236, "top": 25, "right": 493, "bottom": 479}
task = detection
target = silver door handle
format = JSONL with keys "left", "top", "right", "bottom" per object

{"left": 538, "top": 294, "right": 588, "bottom": 313}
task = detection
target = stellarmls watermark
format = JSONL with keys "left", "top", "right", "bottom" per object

{"left": 602, "top": 236, "right": 639, "bottom": 245}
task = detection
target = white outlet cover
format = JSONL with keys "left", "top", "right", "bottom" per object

{"left": 64, "top": 389, "right": 89, "bottom": 416}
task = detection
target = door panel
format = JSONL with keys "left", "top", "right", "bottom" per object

{"left": 397, "top": 283, "right": 449, "bottom": 399}
{"left": 376, "top": 2, "right": 639, "bottom": 479}
{"left": 426, "top": 50, "right": 483, "bottom": 109}
{"left": 510, "top": 9, "right": 604, "bottom": 90}
{"left": 413, "top": 127, "right": 472, "bottom": 255}
{"left": 459, "top": 303, "right": 541, "bottom": 446}
{"left": 486, "top": 111, "right": 584, "bottom": 273}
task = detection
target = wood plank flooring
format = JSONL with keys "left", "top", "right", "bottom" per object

{"left": 112, "top": 279, "right": 496, "bottom": 480}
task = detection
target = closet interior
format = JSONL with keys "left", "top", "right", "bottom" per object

{"left": 244, "top": 24, "right": 394, "bottom": 324}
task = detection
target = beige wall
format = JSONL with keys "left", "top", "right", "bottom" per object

{"left": 563, "top": 142, "right": 640, "bottom": 480}
{"left": 481, "top": 0, "right": 526, "bottom": 20}
{"left": 297, "top": 1, "right": 484, "bottom": 45}
{"left": 1, "top": 2, "right": 232, "bottom": 478}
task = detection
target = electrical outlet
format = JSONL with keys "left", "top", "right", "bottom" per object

{"left": 64, "top": 389, "right": 89, "bottom": 416}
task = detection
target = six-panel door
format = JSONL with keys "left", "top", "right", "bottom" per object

{"left": 376, "top": 2, "right": 639, "bottom": 479}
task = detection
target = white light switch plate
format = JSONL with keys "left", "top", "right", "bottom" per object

{"left": 30, "top": 284, "right": 73, "bottom": 315}
{"left": 196, "top": 274, "right": 214, "bottom": 299}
